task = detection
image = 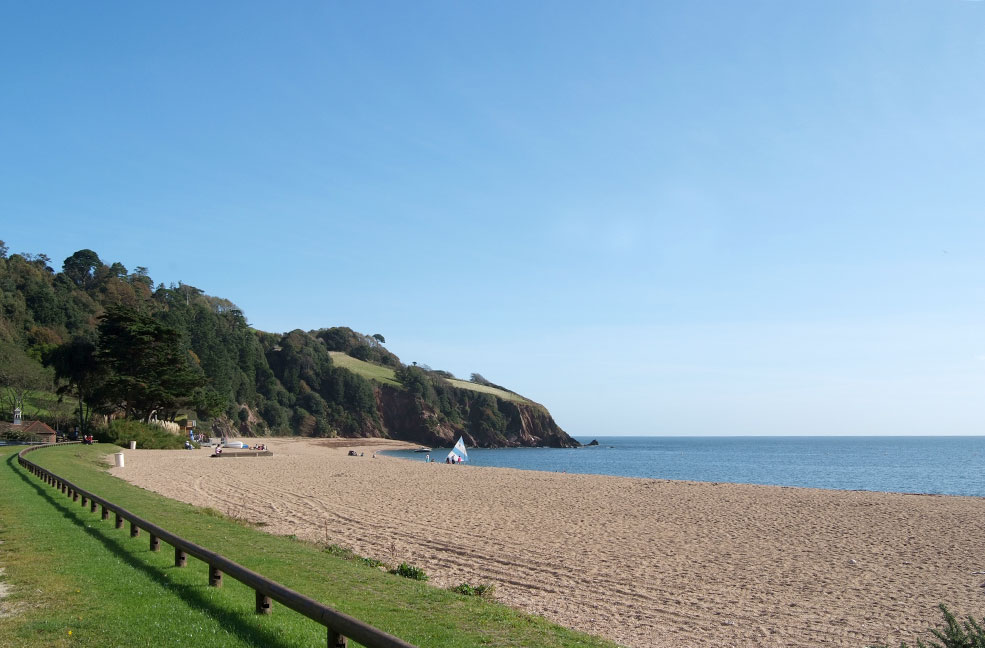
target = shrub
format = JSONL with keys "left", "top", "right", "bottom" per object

{"left": 93, "top": 419, "right": 188, "bottom": 449}
{"left": 389, "top": 562, "right": 428, "bottom": 581}
{"left": 880, "top": 604, "right": 985, "bottom": 648}
{"left": 451, "top": 582, "right": 495, "bottom": 598}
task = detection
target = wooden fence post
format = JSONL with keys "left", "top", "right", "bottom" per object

{"left": 90, "top": 499, "right": 97, "bottom": 513}
{"left": 255, "top": 590, "right": 272, "bottom": 614}
{"left": 72, "top": 490, "right": 78, "bottom": 502}
{"left": 209, "top": 564, "right": 223, "bottom": 587}
{"left": 81, "top": 495, "right": 88, "bottom": 507}
{"left": 328, "top": 630, "right": 348, "bottom": 647}
{"left": 149, "top": 535, "right": 160, "bottom": 552}
{"left": 175, "top": 547, "right": 187, "bottom": 567}
{"left": 115, "top": 512, "right": 124, "bottom": 529}
{"left": 130, "top": 521, "right": 140, "bottom": 538}
{"left": 102, "top": 505, "right": 110, "bottom": 520}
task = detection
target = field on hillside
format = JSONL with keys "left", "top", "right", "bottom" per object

{"left": 445, "top": 378, "right": 531, "bottom": 404}
{"left": 328, "top": 351, "right": 402, "bottom": 386}
{"left": 329, "top": 352, "right": 531, "bottom": 403}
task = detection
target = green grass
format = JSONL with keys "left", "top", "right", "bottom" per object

{"left": 0, "top": 444, "right": 617, "bottom": 648}
{"left": 3, "top": 388, "right": 63, "bottom": 421}
{"left": 329, "top": 352, "right": 532, "bottom": 403}
{"left": 328, "top": 352, "right": 402, "bottom": 387}
{"left": 443, "top": 379, "right": 531, "bottom": 404}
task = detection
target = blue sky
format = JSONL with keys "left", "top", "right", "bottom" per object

{"left": 3, "top": 1, "right": 984, "bottom": 436}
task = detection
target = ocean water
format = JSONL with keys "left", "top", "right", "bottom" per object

{"left": 389, "top": 436, "right": 985, "bottom": 497}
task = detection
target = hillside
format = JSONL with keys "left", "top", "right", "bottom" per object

{"left": 0, "top": 243, "right": 578, "bottom": 448}
{"left": 329, "top": 352, "right": 535, "bottom": 404}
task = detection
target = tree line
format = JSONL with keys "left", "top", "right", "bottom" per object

{"left": 0, "top": 243, "right": 530, "bottom": 443}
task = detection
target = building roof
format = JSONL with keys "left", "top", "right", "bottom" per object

{"left": 0, "top": 420, "right": 57, "bottom": 436}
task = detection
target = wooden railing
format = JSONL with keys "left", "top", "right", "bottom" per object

{"left": 17, "top": 443, "right": 418, "bottom": 648}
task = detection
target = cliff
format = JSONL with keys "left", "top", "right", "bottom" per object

{"left": 374, "top": 385, "right": 579, "bottom": 448}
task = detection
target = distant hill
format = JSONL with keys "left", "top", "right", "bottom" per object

{"left": 0, "top": 243, "right": 578, "bottom": 448}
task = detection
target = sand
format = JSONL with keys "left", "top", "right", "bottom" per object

{"left": 110, "top": 438, "right": 985, "bottom": 648}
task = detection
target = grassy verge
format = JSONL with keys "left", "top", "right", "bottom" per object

{"left": 0, "top": 444, "right": 616, "bottom": 648}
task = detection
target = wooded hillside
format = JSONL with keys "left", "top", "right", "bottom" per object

{"left": 0, "top": 243, "right": 578, "bottom": 447}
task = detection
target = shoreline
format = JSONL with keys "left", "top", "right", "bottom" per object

{"left": 111, "top": 437, "right": 985, "bottom": 648}
{"left": 382, "top": 445, "right": 984, "bottom": 500}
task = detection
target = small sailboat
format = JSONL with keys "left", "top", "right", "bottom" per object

{"left": 446, "top": 436, "right": 468, "bottom": 463}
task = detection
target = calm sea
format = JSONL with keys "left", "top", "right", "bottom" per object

{"left": 388, "top": 436, "right": 985, "bottom": 497}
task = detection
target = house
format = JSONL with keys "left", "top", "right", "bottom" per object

{"left": 0, "top": 408, "right": 57, "bottom": 444}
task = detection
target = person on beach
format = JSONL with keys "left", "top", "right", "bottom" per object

{"left": 425, "top": 454, "right": 430, "bottom": 463}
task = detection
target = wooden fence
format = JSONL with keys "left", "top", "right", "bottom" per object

{"left": 17, "top": 443, "right": 419, "bottom": 648}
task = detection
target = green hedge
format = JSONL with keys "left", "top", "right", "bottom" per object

{"left": 93, "top": 419, "right": 189, "bottom": 449}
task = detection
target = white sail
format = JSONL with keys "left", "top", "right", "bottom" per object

{"left": 447, "top": 436, "right": 468, "bottom": 463}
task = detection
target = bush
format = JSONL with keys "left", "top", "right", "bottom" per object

{"left": 882, "top": 604, "right": 985, "bottom": 648}
{"left": 389, "top": 562, "right": 428, "bottom": 581}
{"left": 93, "top": 419, "right": 188, "bottom": 449}
{"left": 451, "top": 582, "right": 495, "bottom": 598}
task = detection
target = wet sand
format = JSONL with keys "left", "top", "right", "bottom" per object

{"left": 110, "top": 437, "right": 985, "bottom": 648}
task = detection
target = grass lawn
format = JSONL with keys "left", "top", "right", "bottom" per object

{"left": 329, "top": 353, "right": 533, "bottom": 404}
{"left": 0, "top": 444, "right": 616, "bottom": 648}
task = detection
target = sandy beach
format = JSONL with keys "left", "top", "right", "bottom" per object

{"left": 110, "top": 438, "right": 985, "bottom": 648}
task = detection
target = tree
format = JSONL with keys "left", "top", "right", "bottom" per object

{"left": 0, "top": 341, "right": 52, "bottom": 418}
{"left": 45, "top": 336, "right": 105, "bottom": 435}
{"left": 372, "top": 333, "right": 386, "bottom": 344}
{"left": 96, "top": 305, "right": 206, "bottom": 421}
{"left": 62, "top": 249, "right": 102, "bottom": 288}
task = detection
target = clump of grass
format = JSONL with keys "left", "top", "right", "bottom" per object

{"left": 323, "top": 543, "right": 388, "bottom": 569}
{"left": 389, "top": 562, "right": 428, "bottom": 581}
{"left": 451, "top": 582, "right": 495, "bottom": 598}
{"left": 323, "top": 543, "right": 355, "bottom": 559}
{"left": 199, "top": 507, "right": 225, "bottom": 518}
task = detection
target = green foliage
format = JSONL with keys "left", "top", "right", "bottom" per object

{"left": 887, "top": 605, "right": 985, "bottom": 648}
{"left": 96, "top": 304, "right": 206, "bottom": 420}
{"left": 316, "top": 326, "right": 400, "bottom": 367}
{"left": 93, "top": 419, "right": 188, "bottom": 449}
{"left": 61, "top": 248, "right": 102, "bottom": 289}
{"left": 452, "top": 582, "right": 496, "bottom": 598}
{"left": 45, "top": 335, "right": 104, "bottom": 434}
{"left": 0, "top": 340, "right": 53, "bottom": 418}
{"left": 395, "top": 364, "right": 438, "bottom": 402}
{"left": 390, "top": 562, "right": 429, "bottom": 581}
{"left": 1, "top": 244, "right": 561, "bottom": 449}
